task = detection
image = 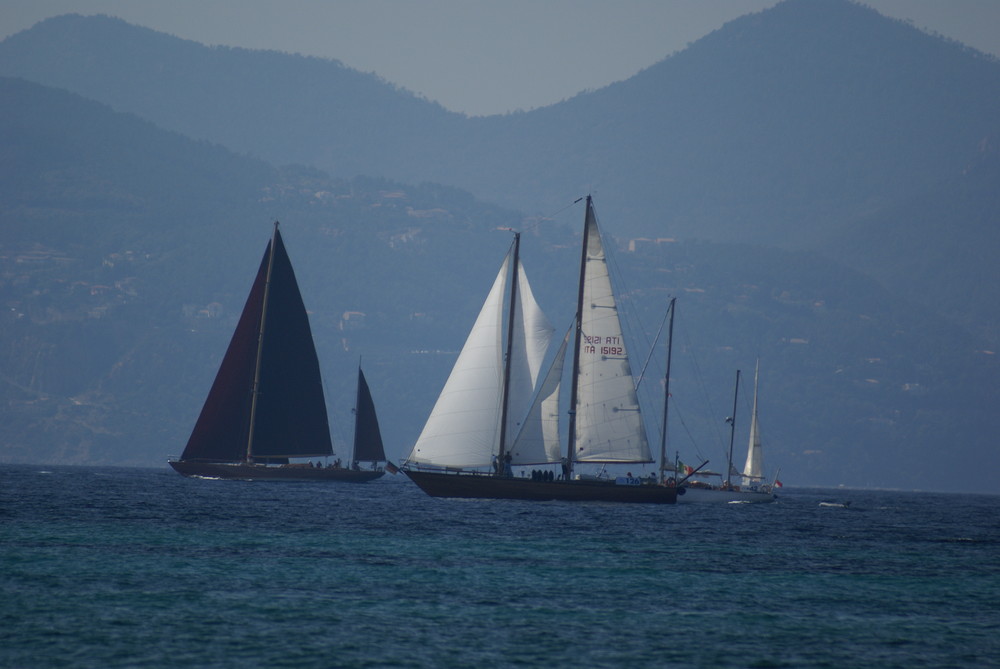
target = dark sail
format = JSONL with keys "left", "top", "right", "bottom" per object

{"left": 180, "top": 242, "right": 269, "bottom": 462}
{"left": 248, "top": 229, "right": 333, "bottom": 459}
{"left": 180, "top": 227, "right": 333, "bottom": 462}
{"left": 353, "top": 368, "right": 386, "bottom": 462}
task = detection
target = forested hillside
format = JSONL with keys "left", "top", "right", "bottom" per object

{"left": 3, "top": 1, "right": 998, "bottom": 351}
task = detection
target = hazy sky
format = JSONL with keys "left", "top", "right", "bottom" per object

{"left": 2, "top": 0, "right": 999, "bottom": 116}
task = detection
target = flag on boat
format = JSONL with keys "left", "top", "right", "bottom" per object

{"left": 384, "top": 461, "right": 399, "bottom": 475}
{"left": 775, "top": 479, "right": 783, "bottom": 488}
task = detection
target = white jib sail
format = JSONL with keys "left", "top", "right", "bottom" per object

{"left": 505, "top": 265, "right": 555, "bottom": 443}
{"left": 510, "top": 327, "right": 570, "bottom": 465}
{"left": 742, "top": 359, "right": 764, "bottom": 486}
{"left": 574, "top": 210, "right": 652, "bottom": 463}
{"left": 409, "top": 256, "right": 509, "bottom": 468}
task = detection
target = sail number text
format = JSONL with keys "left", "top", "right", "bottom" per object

{"left": 584, "top": 335, "right": 623, "bottom": 357}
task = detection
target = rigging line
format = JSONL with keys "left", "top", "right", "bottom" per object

{"left": 592, "top": 205, "right": 664, "bottom": 430}
{"left": 634, "top": 300, "right": 672, "bottom": 391}
{"left": 677, "top": 317, "right": 726, "bottom": 450}
{"left": 588, "top": 200, "right": 674, "bottom": 454}
{"left": 593, "top": 205, "right": 657, "bottom": 372}
{"left": 519, "top": 195, "right": 589, "bottom": 237}
{"left": 531, "top": 196, "right": 587, "bottom": 228}
{"left": 740, "top": 374, "right": 755, "bottom": 415}
{"left": 668, "top": 394, "right": 705, "bottom": 458}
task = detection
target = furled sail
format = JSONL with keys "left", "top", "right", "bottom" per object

{"left": 572, "top": 202, "right": 652, "bottom": 464}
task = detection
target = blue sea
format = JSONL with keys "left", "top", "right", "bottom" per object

{"left": 2, "top": 465, "right": 998, "bottom": 668}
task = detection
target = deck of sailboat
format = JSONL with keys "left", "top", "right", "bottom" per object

{"left": 169, "top": 460, "right": 384, "bottom": 482}
{"left": 405, "top": 469, "right": 677, "bottom": 504}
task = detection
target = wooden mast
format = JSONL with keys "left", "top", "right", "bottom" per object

{"left": 246, "top": 220, "right": 279, "bottom": 463}
{"left": 566, "top": 196, "right": 593, "bottom": 481}
{"left": 496, "top": 233, "right": 520, "bottom": 475}
{"left": 725, "top": 369, "right": 741, "bottom": 490}
{"left": 658, "top": 297, "right": 676, "bottom": 483}
{"left": 352, "top": 360, "right": 362, "bottom": 464}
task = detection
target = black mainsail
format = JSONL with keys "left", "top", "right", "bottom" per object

{"left": 170, "top": 222, "right": 383, "bottom": 482}
{"left": 352, "top": 368, "right": 386, "bottom": 464}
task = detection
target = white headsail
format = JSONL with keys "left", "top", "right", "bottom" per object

{"left": 506, "top": 266, "right": 555, "bottom": 443}
{"left": 408, "top": 245, "right": 553, "bottom": 469}
{"left": 572, "top": 202, "right": 653, "bottom": 464}
{"left": 409, "top": 256, "right": 509, "bottom": 468}
{"left": 742, "top": 359, "right": 764, "bottom": 486}
{"left": 509, "top": 327, "right": 570, "bottom": 464}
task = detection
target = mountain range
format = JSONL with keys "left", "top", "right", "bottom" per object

{"left": 1, "top": 0, "right": 998, "bottom": 492}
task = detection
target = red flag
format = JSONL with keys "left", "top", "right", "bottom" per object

{"left": 384, "top": 461, "right": 399, "bottom": 475}
{"left": 775, "top": 479, "right": 783, "bottom": 488}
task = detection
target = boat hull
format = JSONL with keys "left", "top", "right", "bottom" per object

{"left": 405, "top": 470, "right": 676, "bottom": 504}
{"left": 677, "top": 486, "right": 775, "bottom": 503}
{"left": 168, "top": 460, "right": 384, "bottom": 482}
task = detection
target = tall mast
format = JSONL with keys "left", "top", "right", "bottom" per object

{"left": 496, "top": 233, "right": 520, "bottom": 473}
{"left": 246, "top": 220, "right": 279, "bottom": 462}
{"left": 566, "top": 196, "right": 593, "bottom": 480}
{"left": 658, "top": 297, "right": 676, "bottom": 483}
{"left": 352, "top": 361, "right": 362, "bottom": 463}
{"left": 725, "top": 369, "right": 741, "bottom": 490}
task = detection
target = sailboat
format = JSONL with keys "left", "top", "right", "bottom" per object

{"left": 676, "top": 361, "right": 777, "bottom": 503}
{"left": 168, "top": 222, "right": 384, "bottom": 483}
{"left": 350, "top": 366, "right": 392, "bottom": 475}
{"left": 403, "top": 196, "right": 677, "bottom": 504}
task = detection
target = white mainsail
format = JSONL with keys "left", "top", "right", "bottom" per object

{"left": 742, "top": 359, "right": 764, "bottom": 486}
{"left": 409, "top": 256, "right": 509, "bottom": 468}
{"left": 509, "top": 327, "right": 570, "bottom": 465}
{"left": 408, "top": 245, "right": 553, "bottom": 469}
{"left": 573, "top": 202, "right": 653, "bottom": 464}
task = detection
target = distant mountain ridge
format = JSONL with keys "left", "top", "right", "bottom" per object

{"left": 574, "top": 0, "right": 1000, "bottom": 240}
{"left": 4, "top": 2, "right": 998, "bottom": 237}
{"left": 0, "top": 13, "right": 458, "bottom": 178}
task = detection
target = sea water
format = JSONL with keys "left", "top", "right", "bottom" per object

{"left": 2, "top": 465, "right": 997, "bottom": 668}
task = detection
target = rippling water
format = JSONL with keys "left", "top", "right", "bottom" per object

{"left": 2, "top": 465, "right": 998, "bottom": 668}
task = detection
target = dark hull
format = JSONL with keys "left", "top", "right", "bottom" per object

{"left": 405, "top": 470, "right": 676, "bottom": 504}
{"left": 169, "top": 460, "right": 384, "bottom": 483}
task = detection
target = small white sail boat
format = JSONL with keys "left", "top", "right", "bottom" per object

{"left": 403, "top": 196, "right": 677, "bottom": 503}
{"left": 677, "top": 361, "right": 777, "bottom": 503}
